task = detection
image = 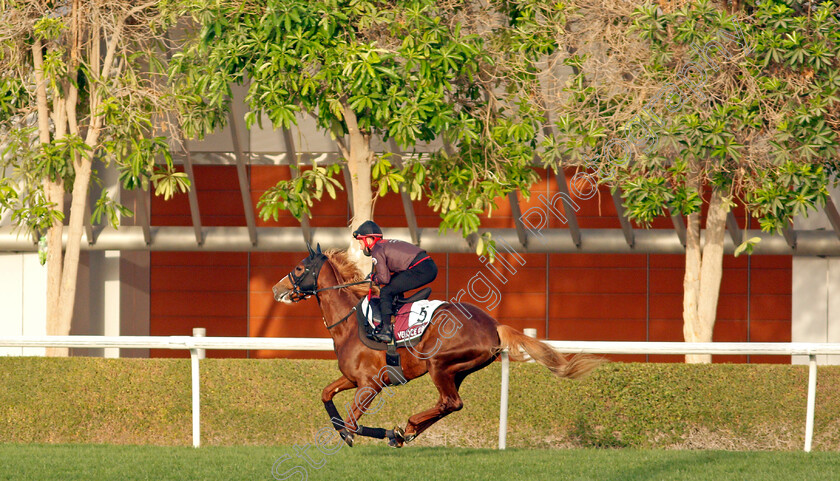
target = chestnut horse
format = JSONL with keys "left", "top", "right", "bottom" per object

{"left": 272, "top": 245, "right": 603, "bottom": 447}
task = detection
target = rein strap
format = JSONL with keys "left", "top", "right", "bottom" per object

{"left": 313, "top": 279, "right": 370, "bottom": 294}
{"left": 325, "top": 306, "right": 357, "bottom": 330}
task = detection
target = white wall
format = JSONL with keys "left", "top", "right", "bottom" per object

{"left": 0, "top": 157, "right": 150, "bottom": 358}
{"left": 0, "top": 253, "right": 47, "bottom": 356}
{"left": 0, "top": 247, "right": 148, "bottom": 358}
{"left": 792, "top": 187, "right": 840, "bottom": 364}
{"left": 70, "top": 251, "right": 123, "bottom": 358}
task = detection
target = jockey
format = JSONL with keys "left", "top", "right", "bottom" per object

{"left": 352, "top": 220, "right": 438, "bottom": 343}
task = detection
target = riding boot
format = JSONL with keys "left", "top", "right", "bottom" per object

{"left": 372, "top": 315, "right": 395, "bottom": 343}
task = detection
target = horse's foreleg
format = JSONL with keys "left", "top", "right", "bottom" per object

{"left": 339, "top": 383, "right": 389, "bottom": 443}
{"left": 321, "top": 375, "right": 357, "bottom": 445}
{"left": 323, "top": 378, "right": 389, "bottom": 446}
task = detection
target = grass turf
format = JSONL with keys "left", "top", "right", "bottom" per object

{"left": 1, "top": 444, "right": 839, "bottom": 481}
{"left": 6, "top": 358, "right": 840, "bottom": 449}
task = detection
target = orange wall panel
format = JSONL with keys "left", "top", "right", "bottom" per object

{"left": 149, "top": 248, "right": 248, "bottom": 359}
{"left": 151, "top": 266, "right": 247, "bottom": 292}
{"left": 192, "top": 165, "right": 241, "bottom": 190}
{"left": 648, "top": 294, "right": 683, "bottom": 320}
{"left": 549, "top": 268, "right": 647, "bottom": 294}
{"left": 149, "top": 316, "right": 247, "bottom": 359}
{"left": 551, "top": 319, "right": 648, "bottom": 341}
{"left": 718, "top": 270, "right": 748, "bottom": 295}
{"left": 751, "top": 256, "right": 791, "bottom": 269}
{"left": 548, "top": 293, "right": 647, "bottom": 320}
{"left": 648, "top": 319, "right": 683, "bottom": 341}
{"left": 649, "top": 254, "right": 684, "bottom": 268}
{"left": 447, "top": 267, "right": 534, "bottom": 294}
{"left": 249, "top": 291, "right": 322, "bottom": 320}
{"left": 751, "top": 269, "right": 792, "bottom": 295}
{"left": 493, "top": 293, "right": 546, "bottom": 320}
{"left": 153, "top": 252, "right": 246, "bottom": 266}
{"left": 551, "top": 253, "right": 646, "bottom": 268}
{"left": 750, "top": 294, "right": 792, "bottom": 321}
{"left": 648, "top": 269, "right": 683, "bottom": 294}
{"left": 250, "top": 165, "right": 348, "bottom": 228}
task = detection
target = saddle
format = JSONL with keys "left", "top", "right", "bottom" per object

{"left": 363, "top": 288, "right": 432, "bottom": 324}
{"left": 355, "top": 287, "right": 442, "bottom": 387}
{"left": 356, "top": 288, "right": 432, "bottom": 350}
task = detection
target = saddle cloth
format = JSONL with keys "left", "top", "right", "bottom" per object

{"left": 359, "top": 296, "right": 446, "bottom": 342}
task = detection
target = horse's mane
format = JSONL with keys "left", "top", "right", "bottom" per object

{"left": 324, "top": 248, "right": 377, "bottom": 298}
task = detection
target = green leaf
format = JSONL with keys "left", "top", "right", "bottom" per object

{"left": 734, "top": 237, "right": 762, "bottom": 257}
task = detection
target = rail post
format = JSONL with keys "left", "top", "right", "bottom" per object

{"left": 193, "top": 328, "right": 206, "bottom": 359}
{"left": 190, "top": 347, "right": 201, "bottom": 448}
{"left": 805, "top": 353, "right": 817, "bottom": 452}
{"left": 498, "top": 350, "right": 510, "bottom": 450}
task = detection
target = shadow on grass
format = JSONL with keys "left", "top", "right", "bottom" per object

{"left": 600, "top": 451, "right": 729, "bottom": 481}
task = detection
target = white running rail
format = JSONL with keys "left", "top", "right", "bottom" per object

{"left": 2, "top": 336, "right": 837, "bottom": 452}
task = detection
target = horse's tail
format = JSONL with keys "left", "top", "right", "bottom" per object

{"left": 496, "top": 324, "right": 604, "bottom": 380}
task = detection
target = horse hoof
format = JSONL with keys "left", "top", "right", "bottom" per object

{"left": 394, "top": 426, "right": 417, "bottom": 443}
{"left": 338, "top": 429, "right": 354, "bottom": 447}
{"left": 386, "top": 427, "right": 404, "bottom": 448}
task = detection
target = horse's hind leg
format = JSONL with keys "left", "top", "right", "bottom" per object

{"left": 399, "top": 350, "right": 497, "bottom": 445}
{"left": 399, "top": 364, "right": 464, "bottom": 444}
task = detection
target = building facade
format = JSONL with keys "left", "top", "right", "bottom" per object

{"left": 0, "top": 90, "right": 835, "bottom": 363}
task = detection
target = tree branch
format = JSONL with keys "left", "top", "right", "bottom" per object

{"left": 98, "top": 2, "right": 157, "bottom": 88}
{"left": 334, "top": 135, "right": 350, "bottom": 160}
{"left": 65, "top": 0, "right": 82, "bottom": 137}
{"left": 30, "top": 39, "right": 50, "bottom": 145}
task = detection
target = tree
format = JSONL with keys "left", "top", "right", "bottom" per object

{"left": 541, "top": 0, "right": 839, "bottom": 362}
{"left": 0, "top": 1, "right": 190, "bottom": 355}
{"left": 168, "top": 0, "right": 564, "bottom": 265}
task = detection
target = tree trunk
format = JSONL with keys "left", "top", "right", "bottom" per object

{"left": 44, "top": 181, "right": 66, "bottom": 357}
{"left": 683, "top": 205, "right": 702, "bottom": 361}
{"left": 55, "top": 156, "right": 92, "bottom": 334}
{"left": 341, "top": 103, "right": 374, "bottom": 272}
{"left": 683, "top": 186, "right": 728, "bottom": 363}
{"left": 51, "top": 3, "right": 90, "bottom": 348}
{"left": 35, "top": 4, "right": 131, "bottom": 356}
{"left": 33, "top": 39, "right": 68, "bottom": 356}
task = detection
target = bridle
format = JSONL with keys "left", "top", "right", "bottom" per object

{"left": 284, "top": 246, "right": 372, "bottom": 329}
{"left": 286, "top": 253, "right": 329, "bottom": 302}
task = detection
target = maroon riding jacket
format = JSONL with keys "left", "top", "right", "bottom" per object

{"left": 370, "top": 239, "right": 426, "bottom": 285}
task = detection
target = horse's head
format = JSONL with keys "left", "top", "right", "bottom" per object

{"left": 273, "top": 243, "right": 328, "bottom": 303}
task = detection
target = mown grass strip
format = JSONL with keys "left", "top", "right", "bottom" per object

{"left": 1, "top": 444, "right": 839, "bottom": 481}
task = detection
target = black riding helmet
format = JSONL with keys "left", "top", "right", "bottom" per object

{"left": 352, "top": 220, "right": 382, "bottom": 238}
{"left": 352, "top": 220, "right": 383, "bottom": 256}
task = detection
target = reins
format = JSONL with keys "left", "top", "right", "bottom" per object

{"left": 287, "top": 255, "right": 372, "bottom": 330}
{"left": 325, "top": 306, "right": 357, "bottom": 330}
{"left": 318, "top": 279, "right": 370, "bottom": 330}
{"left": 290, "top": 276, "right": 371, "bottom": 300}
{"left": 312, "top": 280, "right": 370, "bottom": 294}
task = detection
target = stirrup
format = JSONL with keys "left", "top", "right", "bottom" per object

{"left": 372, "top": 328, "right": 393, "bottom": 343}
{"left": 371, "top": 320, "right": 394, "bottom": 343}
